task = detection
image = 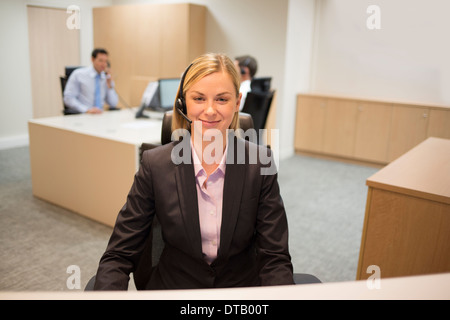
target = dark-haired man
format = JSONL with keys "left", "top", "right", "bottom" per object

{"left": 64, "top": 48, "right": 118, "bottom": 114}
{"left": 234, "top": 55, "right": 258, "bottom": 111}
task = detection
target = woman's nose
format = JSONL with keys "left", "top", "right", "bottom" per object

{"left": 204, "top": 100, "right": 216, "bottom": 115}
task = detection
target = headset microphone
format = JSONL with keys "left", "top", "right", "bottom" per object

{"left": 176, "top": 106, "right": 192, "bottom": 124}
{"left": 175, "top": 63, "right": 194, "bottom": 125}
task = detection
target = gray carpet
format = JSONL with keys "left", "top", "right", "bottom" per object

{"left": 0, "top": 146, "right": 378, "bottom": 291}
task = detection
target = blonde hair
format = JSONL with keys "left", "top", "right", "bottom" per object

{"left": 172, "top": 53, "right": 241, "bottom": 132}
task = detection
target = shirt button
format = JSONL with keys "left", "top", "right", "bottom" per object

{"left": 210, "top": 210, "right": 215, "bottom": 215}
{"left": 211, "top": 240, "right": 217, "bottom": 246}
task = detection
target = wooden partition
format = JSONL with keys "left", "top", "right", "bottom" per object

{"left": 294, "top": 94, "right": 450, "bottom": 165}
{"left": 93, "top": 3, "right": 206, "bottom": 107}
{"left": 357, "top": 137, "right": 450, "bottom": 280}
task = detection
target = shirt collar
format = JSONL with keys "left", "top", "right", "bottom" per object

{"left": 191, "top": 139, "right": 227, "bottom": 178}
{"left": 88, "top": 65, "right": 104, "bottom": 79}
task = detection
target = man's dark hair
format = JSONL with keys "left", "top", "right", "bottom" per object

{"left": 235, "top": 55, "right": 258, "bottom": 78}
{"left": 92, "top": 48, "right": 108, "bottom": 59}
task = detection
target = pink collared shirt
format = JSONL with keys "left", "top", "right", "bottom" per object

{"left": 191, "top": 141, "right": 227, "bottom": 265}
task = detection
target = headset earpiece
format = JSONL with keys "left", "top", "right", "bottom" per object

{"left": 175, "top": 97, "right": 186, "bottom": 114}
{"left": 176, "top": 63, "right": 193, "bottom": 115}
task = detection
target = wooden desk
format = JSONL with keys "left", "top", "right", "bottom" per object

{"left": 28, "top": 109, "right": 162, "bottom": 227}
{"left": 1, "top": 272, "right": 450, "bottom": 300}
{"left": 357, "top": 137, "right": 450, "bottom": 280}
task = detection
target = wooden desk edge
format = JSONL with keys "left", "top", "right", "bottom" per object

{"left": 2, "top": 272, "right": 450, "bottom": 300}
{"left": 366, "top": 180, "right": 450, "bottom": 205}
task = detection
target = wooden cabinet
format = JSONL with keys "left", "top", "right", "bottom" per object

{"left": 294, "top": 95, "right": 326, "bottom": 153}
{"left": 428, "top": 109, "right": 450, "bottom": 140}
{"left": 357, "top": 138, "right": 450, "bottom": 280}
{"left": 93, "top": 3, "right": 206, "bottom": 108}
{"left": 322, "top": 99, "right": 358, "bottom": 157}
{"left": 295, "top": 94, "right": 450, "bottom": 165}
{"left": 387, "top": 105, "right": 429, "bottom": 162}
{"left": 354, "top": 102, "right": 391, "bottom": 163}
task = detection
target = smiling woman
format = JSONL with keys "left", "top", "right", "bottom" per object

{"left": 93, "top": 53, "right": 294, "bottom": 290}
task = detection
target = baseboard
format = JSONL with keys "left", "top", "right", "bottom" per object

{"left": 0, "top": 134, "right": 29, "bottom": 150}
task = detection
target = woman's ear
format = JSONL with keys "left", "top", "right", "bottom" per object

{"left": 236, "top": 92, "right": 242, "bottom": 111}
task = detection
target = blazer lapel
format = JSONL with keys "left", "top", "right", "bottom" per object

{"left": 174, "top": 159, "right": 203, "bottom": 260}
{"left": 217, "top": 135, "right": 246, "bottom": 261}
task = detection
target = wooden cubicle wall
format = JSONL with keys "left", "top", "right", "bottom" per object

{"left": 93, "top": 3, "right": 206, "bottom": 107}
{"left": 294, "top": 94, "right": 450, "bottom": 165}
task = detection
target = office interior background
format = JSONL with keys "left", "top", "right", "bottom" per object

{"left": 1, "top": 0, "right": 450, "bottom": 292}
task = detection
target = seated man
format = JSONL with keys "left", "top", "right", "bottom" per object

{"left": 234, "top": 55, "right": 258, "bottom": 111}
{"left": 64, "top": 48, "right": 118, "bottom": 114}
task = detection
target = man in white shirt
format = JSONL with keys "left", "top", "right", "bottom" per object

{"left": 64, "top": 48, "right": 119, "bottom": 114}
{"left": 234, "top": 55, "right": 258, "bottom": 111}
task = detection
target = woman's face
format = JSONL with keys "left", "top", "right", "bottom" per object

{"left": 186, "top": 71, "right": 241, "bottom": 142}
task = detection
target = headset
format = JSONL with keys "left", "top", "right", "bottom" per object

{"left": 175, "top": 63, "right": 194, "bottom": 125}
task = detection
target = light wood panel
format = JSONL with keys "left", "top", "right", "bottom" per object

{"left": 323, "top": 99, "right": 357, "bottom": 157}
{"left": 358, "top": 188, "right": 450, "bottom": 279}
{"left": 295, "top": 94, "right": 450, "bottom": 165}
{"left": 93, "top": 3, "right": 206, "bottom": 108}
{"left": 428, "top": 108, "right": 450, "bottom": 139}
{"left": 295, "top": 95, "right": 326, "bottom": 153}
{"left": 354, "top": 102, "right": 391, "bottom": 163}
{"left": 357, "top": 137, "right": 450, "bottom": 280}
{"left": 27, "top": 6, "right": 80, "bottom": 118}
{"left": 387, "top": 105, "right": 429, "bottom": 162}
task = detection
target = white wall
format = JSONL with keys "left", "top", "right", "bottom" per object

{"left": 279, "top": 0, "right": 316, "bottom": 159}
{"left": 0, "top": 0, "right": 34, "bottom": 149}
{"left": 311, "top": 0, "right": 450, "bottom": 106}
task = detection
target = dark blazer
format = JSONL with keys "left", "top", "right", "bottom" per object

{"left": 94, "top": 135, "right": 293, "bottom": 290}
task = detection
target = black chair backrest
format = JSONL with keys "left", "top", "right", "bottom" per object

{"left": 241, "top": 90, "right": 275, "bottom": 133}
{"left": 251, "top": 77, "right": 272, "bottom": 92}
{"left": 60, "top": 76, "right": 80, "bottom": 115}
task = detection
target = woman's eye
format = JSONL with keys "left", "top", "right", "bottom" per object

{"left": 193, "top": 97, "right": 204, "bottom": 101}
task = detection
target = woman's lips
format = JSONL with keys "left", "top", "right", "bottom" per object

{"left": 199, "top": 119, "right": 220, "bottom": 128}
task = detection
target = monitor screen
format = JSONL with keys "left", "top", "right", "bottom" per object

{"left": 251, "top": 77, "right": 271, "bottom": 92}
{"left": 158, "top": 78, "right": 180, "bottom": 109}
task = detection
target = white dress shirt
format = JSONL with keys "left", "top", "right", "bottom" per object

{"left": 239, "top": 79, "right": 252, "bottom": 111}
{"left": 63, "top": 65, "right": 118, "bottom": 113}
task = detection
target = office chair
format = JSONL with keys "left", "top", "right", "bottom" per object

{"left": 251, "top": 77, "right": 272, "bottom": 92}
{"left": 59, "top": 76, "right": 80, "bottom": 115}
{"left": 241, "top": 90, "right": 275, "bottom": 144}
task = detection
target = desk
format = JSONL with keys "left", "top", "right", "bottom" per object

{"left": 1, "top": 272, "right": 450, "bottom": 300}
{"left": 28, "top": 109, "right": 162, "bottom": 227}
{"left": 357, "top": 137, "right": 450, "bottom": 280}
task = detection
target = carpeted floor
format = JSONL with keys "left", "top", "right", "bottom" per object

{"left": 0, "top": 146, "right": 378, "bottom": 291}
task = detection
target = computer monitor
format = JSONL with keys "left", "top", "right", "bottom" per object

{"left": 158, "top": 78, "right": 180, "bottom": 109}
{"left": 251, "top": 77, "right": 271, "bottom": 92}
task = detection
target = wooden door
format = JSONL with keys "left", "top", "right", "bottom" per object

{"left": 27, "top": 6, "right": 80, "bottom": 118}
